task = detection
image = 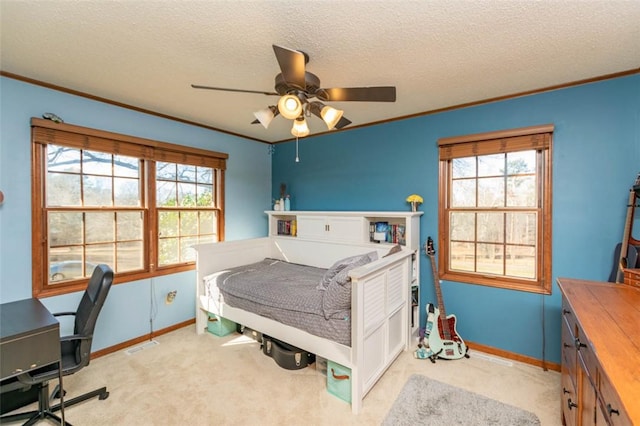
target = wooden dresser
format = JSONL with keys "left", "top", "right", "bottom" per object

{"left": 558, "top": 278, "right": 640, "bottom": 425}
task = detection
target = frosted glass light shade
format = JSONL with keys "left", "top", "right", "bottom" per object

{"left": 278, "top": 94, "right": 302, "bottom": 119}
{"left": 320, "top": 106, "right": 343, "bottom": 129}
{"left": 253, "top": 107, "right": 275, "bottom": 129}
{"left": 291, "top": 117, "right": 310, "bottom": 137}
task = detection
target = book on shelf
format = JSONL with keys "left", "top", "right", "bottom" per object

{"left": 369, "top": 221, "right": 406, "bottom": 245}
{"left": 276, "top": 219, "right": 296, "bottom": 236}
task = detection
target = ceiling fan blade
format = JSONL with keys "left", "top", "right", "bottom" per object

{"left": 335, "top": 116, "right": 352, "bottom": 129}
{"left": 320, "top": 86, "right": 396, "bottom": 102}
{"left": 191, "top": 84, "right": 278, "bottom": 96}
{"left": 272, "top": 45, "right": 307, "bottom": 90}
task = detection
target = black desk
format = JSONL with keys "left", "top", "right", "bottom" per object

{"left": 0, "top": 298, "right": 66, "bottom": 424}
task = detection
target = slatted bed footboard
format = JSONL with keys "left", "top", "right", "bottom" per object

{"left": 194, "top": 238, "right": 413, "bottom": 414}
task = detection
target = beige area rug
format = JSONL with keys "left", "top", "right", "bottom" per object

{"left": 383, "top": 374, "right": 540, "bottom": 425}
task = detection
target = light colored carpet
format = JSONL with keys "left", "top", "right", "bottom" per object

{"left": 2, "top": 325, "right": 561, "bottom": 425}
{"left": 383, "top": 374, "right": 540, "bottom": 425}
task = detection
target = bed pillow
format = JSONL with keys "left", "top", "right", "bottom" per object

{"left": 331, "top": 251, "right": 378, "bottom": 286}
{"left": 383, "top": 244, "right": 403, "bottom": 257}
{"left": 321, "top": 251, "right": 378, "bottom": 318}
{"left": 317, "top": 251, "right": 378, "bottom": 290}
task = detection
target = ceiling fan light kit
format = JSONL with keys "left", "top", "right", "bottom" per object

{"left": 253, "top": 106, "right": 276, "bottom": 129}
{"left": 192, "top": 44, "right": 396, "bottom": 138}
{"left": 320, "top": 105, "right": 343, "bottom": 130}
{"left": 291, "top": 117, "right": 310, "bottom": 137}
{"left": 277, "top": 94, "right": 303, "bottom": 120}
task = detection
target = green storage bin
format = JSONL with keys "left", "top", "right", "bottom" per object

{"left": 327, "top": 360, "right": 351, "bottom": 403}
{"left": 206, "top": 314, "right": 236, "bottom": 337}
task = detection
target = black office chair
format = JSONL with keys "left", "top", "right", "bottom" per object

{"left": 0, "top": 264, "right": 113, "bottom": 425}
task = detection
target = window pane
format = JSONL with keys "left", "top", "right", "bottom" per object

{"left": 506, "top": 213, "right": 537, "bottom": 245}
{"left": 180, "top": 236, "right": 198, "bottom": 262}
{"left": 159, "top": 211, "right": 179, "bottom": 237}
{"left": 113, "top": 155, "right": 139, "bottom": 178}
{"left": 507, "top": 151, "right": 536, "bottom": 174}
{"left": 49, "top": 212, "right": 83, "bottom": 246}
{"left": 47, "top": 173, "right": 81, "bottom": 206}
{"left": 180, "top": 211, "right": 198, "bottom": 236}
{"left": 83, "top": 175, "right": 112, "bottom": 206}
{"left": 198, "top": 166, "right": 213, "bottom": 184}
{"left": 477, "top": 212, "right": 504, "bottom": 243}
{"left": 48, "top": 145, "right": 80, "bottom": 173}
{"left": 477, "top": 177, "right": 504, "bottom": 207}
{"left": 83, "top": 150, "right": 112, "bottom": 176}
{"left": 117, "top": 212, "right": 144, "bottom": 241}
{"left": 477, "top": 243, "right": 503, "bottom": 275}
{"left": 177, "top": 164, "right": 196, "bottom": 183}
{"left": 157, "top": 162, "right": 176, "bottom": 180}
{"left": 450, "top": 241, "right": 474, "bottom": 272}
{"left": 506, "top": 175, "right": 536, "bottom": 207}
{"left": 450, "top": 212, "right": 475, "bottom": 241}
{"left": 451, "top": 179, "right": 476, "bottom": 207}
{"left": 85, "top": 212, "right": 114, "bottom": 244}
{"left": 505, "top": 245, "right": 536, "bottom": 279}
{"left": 199, "top": 211, "right": 215, "bottom": 235}
{"left": 478, "top": 154, "right": 504, "bottom": 177}
{"left": 157, "top": 181, "right": 177, "bottom": 206}
{"left": 197, "top": 184, "right": 213, "bottom": 206}
{"left": 86, "top": 243, "right": 115, "bottom": 269}
{"left": 159, "top": 238, "right": 179, "bottom": 266}
{"left": 49, "top": 247, "right": 83, "bottom": 282}
{"left": 178, "top": 182, "right": 197, "bottom": 206}
{"left": 117, "top": 241, "right": 144, "bottom": 272}
{"left": 114, "top": 177, "right": 140, "bottom": 206}
{"left": 452, "top": 157, "right": 475, "bottom": 178}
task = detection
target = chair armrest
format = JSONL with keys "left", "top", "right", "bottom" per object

{"left": 60, "top": 334, "right": 92, "bottom": 343}
{"left": 53, "top": 311, "right": 77, "bottom": 317}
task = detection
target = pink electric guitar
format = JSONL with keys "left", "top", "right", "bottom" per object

{"left": 424, "top": 237, "right": 469, "bottom": 360}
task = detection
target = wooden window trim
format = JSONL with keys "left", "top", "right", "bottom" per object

{"left": 437, "top": 124, "right": 553, "bottom": 295}
{"left": 31, "top": 118, "right": 227, "bottom": 297}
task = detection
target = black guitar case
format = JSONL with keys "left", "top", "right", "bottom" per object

{"left": 262, "top": 335, "right": 315, "bottom": 370}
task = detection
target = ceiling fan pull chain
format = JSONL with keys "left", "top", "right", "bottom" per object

{"left": 295, "top": 136, "right": 300, "bottom": 163}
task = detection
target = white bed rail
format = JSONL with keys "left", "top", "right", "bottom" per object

{"left": 194, "top": 238, "right": 413, "bottom": 414}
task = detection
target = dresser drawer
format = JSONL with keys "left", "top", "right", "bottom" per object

{"left": 599, "top": 376, "right": 632, "bottom": 426}
{"left": 561, "top": 317, "right": 577, "bottom": 383}
{"left": 561, "top": 298, "right": 579, "bottom": 338}
{"left": 561, "top": 366, "right": 577, "bottom": 426}
{"left": 577, "top": 338, "right": 597, "bottom": 384}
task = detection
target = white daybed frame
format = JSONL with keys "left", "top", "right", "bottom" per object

{"left": 195, "top": 237, "right": 413, "bottom": 414}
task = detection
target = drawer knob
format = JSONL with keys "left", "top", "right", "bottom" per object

{"left": 563, "top": 309, "right": 571, "bottom": 315}
{"left": 562, "top": 387, "right": 570, "bottom": 395}
{"left": 567, "top": 399, "right": 578, "bottom": 410}
{"left": 574, "top": 338, "right": 587, "bottom": 349}
{"left": 607, "top": 404, "right": 620, "bottom": 416}
{"left": 563, "top": 342, "right": 572, "bottom": 348}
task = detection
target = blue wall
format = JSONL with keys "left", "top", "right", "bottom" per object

{"left": 0, "top": 77, "right": 272, "bottom": 350}
{"left": 272, "top": 74, "right": 640, "bottom": 364}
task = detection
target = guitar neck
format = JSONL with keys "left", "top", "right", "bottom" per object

{"left": 429, "top": 253, "right": 451, "bottom": 340}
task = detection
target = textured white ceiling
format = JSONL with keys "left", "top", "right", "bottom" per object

{"left": 1, "top": 1, "right": 639, "bottom": 143}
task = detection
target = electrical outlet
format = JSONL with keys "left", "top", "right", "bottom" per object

{"left": 165, "top": 290, "right": 177, "bottom": 304}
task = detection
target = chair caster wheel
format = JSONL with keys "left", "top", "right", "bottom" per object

{"left": 99, "top": 391, "right": 109, "bottom": 400}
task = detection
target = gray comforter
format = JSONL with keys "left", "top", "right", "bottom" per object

{"left": 207, "top": 258, "right": 351, "bottom": 346}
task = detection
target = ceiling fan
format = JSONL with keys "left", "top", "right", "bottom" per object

{"left": 191, "top": 44, "right": 396, "bottom": 137}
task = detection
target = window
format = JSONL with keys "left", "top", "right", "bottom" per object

{"left": 32, "top": 118, "right": 227, "bottom": 297}
{"left": 438, "top": 124, "right": 553, "bottom": 294}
